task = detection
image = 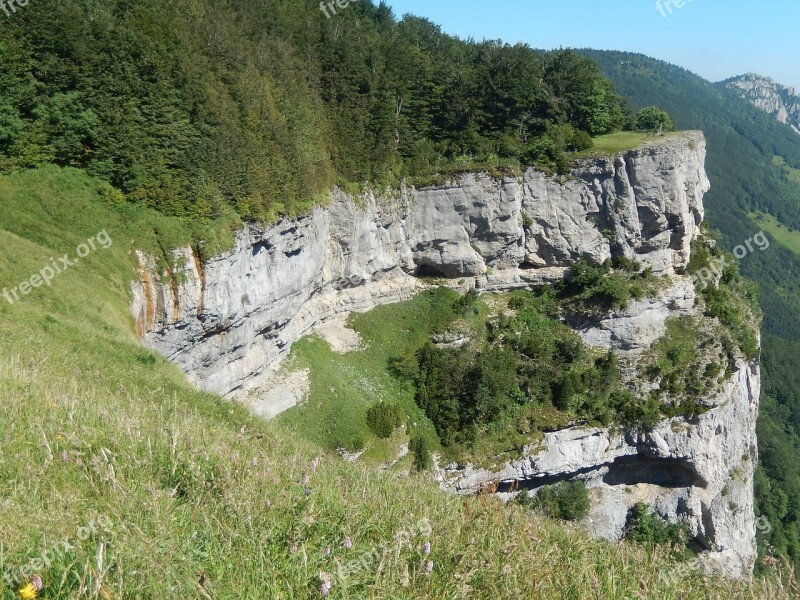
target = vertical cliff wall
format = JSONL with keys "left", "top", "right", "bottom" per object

{"left": 132, "top": 132, "right": 707, "bottom": 397}
{"left": 130, "top": 132, "right": 760, "bottom": 576}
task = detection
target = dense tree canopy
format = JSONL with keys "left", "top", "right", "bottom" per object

{"left": 0, "top": 0, "right": 629, "bottom": 220}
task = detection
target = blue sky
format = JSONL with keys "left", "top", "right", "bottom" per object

{"left": 383, "top": 0, "right": 800, "bottom": 91}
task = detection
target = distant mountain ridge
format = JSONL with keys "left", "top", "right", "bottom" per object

{"left": 725, "top": 73, "right": 800, "bottom": 136}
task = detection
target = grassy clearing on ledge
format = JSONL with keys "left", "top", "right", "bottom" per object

{"left": 276, "top": 288, "right": 464, "bottom": 457}
{"left": 575, "top": 130, "right": 686, "bottom": 157}
{"left": 0, "top": 167, "right": 796, "bottom": 598}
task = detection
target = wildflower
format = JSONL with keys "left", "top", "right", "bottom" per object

{"left": 422, "top": 542, "right": 431, "bottom": 556}
{"left": 18, "top": 583, "right": 37, "bottom": 599}
{"left": 424, "top": 560, "right": 434, "bottom": 574}
{"left": 311, "top": 457, "right": 320, "bottom": 472}
{"left": 31, "top": 575, "right": 42, "bottom": 592}
{"left": 319, "top": 572, "right": 331, "bottom": 597}
{"left": 342, "top": 537, "right": 353, "bottom": 549}
{"left": 301, "top": 471, "right": 310, "bottom": 485}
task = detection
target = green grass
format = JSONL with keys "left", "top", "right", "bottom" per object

{"left": 772, "top": 156, "right": 800, "bottom": 187}
{"left": 576, "top": 131, "right": 685, "bottom": 157}
{"left": 0, "top": 166, "right": 795, "bottom": 598}
{"left": 277, "top": 288, "right": 467, "bottom": 458}
{"left": 752, "top": 210, "right": 800, "bottom": 256}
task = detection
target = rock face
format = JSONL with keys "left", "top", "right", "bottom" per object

{"left": 726, "top": 73, "right": 800, "bottom": 135}
{"left": 441, "top": 351, "right": 760, "bottom": 578}
{"left": 132, "top": 132, "right": 707, "bottom": 397}
{"left": 131, "top": 131, "right": 760, "bottom": 576}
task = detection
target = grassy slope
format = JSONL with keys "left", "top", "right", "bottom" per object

{"left": 276, "top": 289, "right": 463, "bottom": 460}
{"left": 753, "top": 211, "right": 800, "bottom": 256}
{"left": 0, "top": 167, "right": 795, "bottom": 598}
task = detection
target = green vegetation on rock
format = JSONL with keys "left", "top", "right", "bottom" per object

{"left": 625, "top": 503, "right": 693, "bottom": 558}
{"left": 2, "top": 168, "right": 792, "bottom": 598}
{"left": 519, "top": 481, "right": 591, "bottom": 522}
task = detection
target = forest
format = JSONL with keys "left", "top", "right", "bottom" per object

{"left": 0, "top": 0, "right": 630, "bottom": 221}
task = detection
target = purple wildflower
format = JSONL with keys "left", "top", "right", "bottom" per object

{"left": 342, "top": 537, "right": 353, "bottom": 549}
{"left": 424, "top": 560, "right": 434, "bottom": 574}
{"left": 31, "top": 575, "right": 43, "bottom": 591}
{"left": 319, "top": 572, "right": 332, "bottom": 597}
{"left": 422, "top": 542, "right": 431, "bottom": 556}
{"left": 311, "top": 457, "right": 320, "bottom": 472}
{"left": 301, "top": 471, "right": 310, "bottom": 485}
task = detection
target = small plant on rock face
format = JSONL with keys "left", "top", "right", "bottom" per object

{"left": 530, "top": 481, "right": 590, "bottom": 521}
{"left": 522, "top": 211, "right": 533, "bottom": 228}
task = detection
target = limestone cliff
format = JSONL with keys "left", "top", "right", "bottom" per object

{"left": 132, "top": 132, "right": 707, "bottom": 396}
{"left": 130, "top": 131, "right": 759, "bottom": 576}
{"left": 726, "top": 73, "right": 800, "bottom": 136}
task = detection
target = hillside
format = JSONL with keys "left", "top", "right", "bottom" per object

{"left": 127, "top": 130, "right": 770, "bottom": 579}
{"left": 0, "top": 1, "right": 797, "bottom": 596}
{"left": 1, "top": 167, "right": 792, "bottom": 598}
{"left": 725, "top": 74, "right": 800, "bottom": 136}
{"left": 584, "top": 49, "right": 800, "bottom": 568}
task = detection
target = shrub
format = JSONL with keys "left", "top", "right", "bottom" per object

{"left": 410, "top": 435, "right": 433, "bottom": 472}
{"left": 366, "top": 403, "right": 404, "bottom": 439}
{"left": 560, "top": 259, "right": 657, "bottom": 314}
{"left": 532, "top": 481, "right": 591, "bottom": 521}
{"left": 609, "top": 389, "right": 662, "bottom": 431}
{"left": 454, "top": 288, "right": 480, "bottom": 315}
{"left": 625, "top": 503, "right": 691, "bottom": 550}
{"left": 635, "top": 106, "right": 676, "bottom": 133}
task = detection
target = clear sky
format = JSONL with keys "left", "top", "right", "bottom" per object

{"left": 383, "top": 0, "right": 800, "bottom": 91}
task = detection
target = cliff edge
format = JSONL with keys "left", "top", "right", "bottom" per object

{"left": 130, "top": 132, "right": 759, "bottom": 576}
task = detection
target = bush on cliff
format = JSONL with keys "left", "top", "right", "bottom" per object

{"left": 625, "top": 503, "right": 693, "bottom": 557}
{"left": 366, "top": 402, "right": 404, "bottom": 439}
{"left": 520, "top": 481, "right": 591, "bottom": 522}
